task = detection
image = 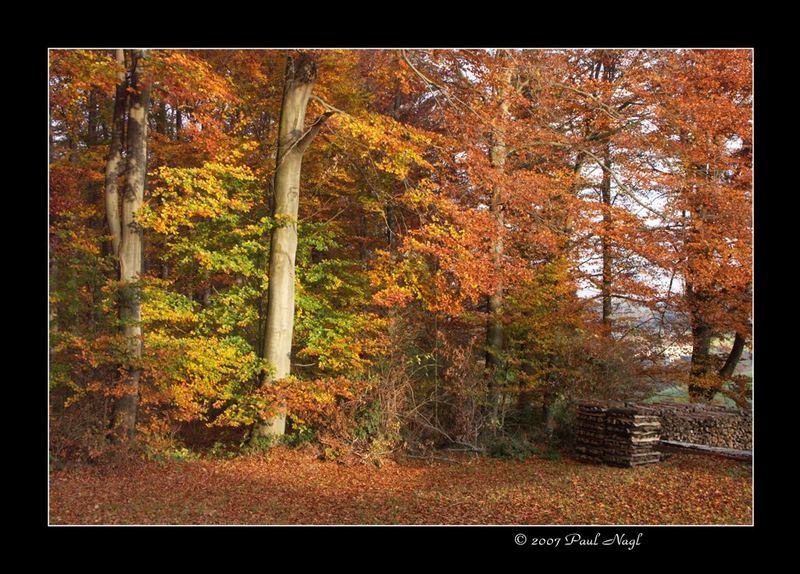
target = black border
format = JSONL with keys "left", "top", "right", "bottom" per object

{"left": 36, "top": 38, "right": 775, "bottom": 556}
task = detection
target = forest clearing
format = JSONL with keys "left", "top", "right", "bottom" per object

{"left": 48, "top": 47, "right": 752, "bottom": 527}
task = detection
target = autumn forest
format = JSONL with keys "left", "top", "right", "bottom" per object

{"left": 48, "top": 48, "right": 753, "bottom": 526}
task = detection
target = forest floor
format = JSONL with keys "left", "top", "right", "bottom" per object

{"left": 49, "top": 448, "right": 752, "bottom": 525}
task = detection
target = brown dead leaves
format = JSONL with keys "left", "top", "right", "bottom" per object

{"left": 49, "top": 448, "right": 751, "bottom": 525}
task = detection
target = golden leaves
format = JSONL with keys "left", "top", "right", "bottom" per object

{"left": 332, "top": 112, "right": 434, "bottom": 179}
{"left": 140, "top": 162, "right": 256, "bottom": 236}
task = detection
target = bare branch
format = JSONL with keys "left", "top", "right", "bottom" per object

{"left": 309, "top": 95, "right": 348, "bottom": 116}
{"left": 581, "top": 149, "right": 664, "bottom": 219}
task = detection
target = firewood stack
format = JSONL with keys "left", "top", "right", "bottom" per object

{"left": 575, "top": 401, "right": 662, "bottom": 467}
{"left": 639, "top": 402, "right": 751, "bottom": 450}
{"left": 574, "top": 401, "right": 608, "bottom": 464}
{"left": 603, "top": 406, "right": 661, "bottom": 467}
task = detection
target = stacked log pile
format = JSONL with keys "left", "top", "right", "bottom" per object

{"left": 603, "top": 407, "right": 661, "bottom": 467}
{"left": 638, "top": 402, "right": 751, "bottom": 450}
{"left": 574, "top": 402, "right": 607, "bottom": 464}
{"left": 574, "top": 401, "right": 661, "bottom": 467}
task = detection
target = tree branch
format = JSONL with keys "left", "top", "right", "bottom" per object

{"left": 581, "top": 149, "right": 664, "bottom": 219}
{"left": 309, "top": 95, "right": 348, "bottom": 115}
{"left": 297, "top": 111, "right": 336, "bottom": 153}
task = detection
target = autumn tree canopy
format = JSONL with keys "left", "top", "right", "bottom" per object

{"left": 49, "top": 48, "right": 752, "bottom": 461}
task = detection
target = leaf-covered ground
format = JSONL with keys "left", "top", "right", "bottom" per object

{"left": 49, "top": 448, "right": 752, "bottom": 525}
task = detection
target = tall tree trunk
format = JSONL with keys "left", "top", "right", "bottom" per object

{"left": 156, "top": 100, "right": 168, "bottom": 135}
{"left": 384, "top": 72, "right": 403, "bottom": 251}
{"left": 359, "top": 211, "right": 369, "bottom": 262}
{"left": 49, "top": 107, "right": 59, "bottom": 329}
{"left": 600, "top": 143, "right": 613, "bottom": 327}
{"left": 685, "top": 162, "right": 717, "bottom": 402}
{"left": 485, "top": 54, "right": 511, "bottom": 419}
{"left": 175, "top": 107, "right": 182, "bottom": 141}
{"left": 687, "top": 283, "right": 715, "bottom": 401}
{"left": 49, "top": 260, "right": 58, "bottom": 335}
{"left": 87, "top": 89, "right": 100, "bottom": 146}
{"left": 104, "top": 49, "right": 127, "bottom": 258}
{"left": 719, "top": 332, "right": 746, "bottom": 379}
{"left": 49, "top": 120, "right": 56, "bottom": 163}
{"left": 67, "top": 130, "right": 79, "bottom": 164}
{"left": 111, "top": 50, "right": 151, "bottom": 442}
{"left": 689, "top": 310, "right": 713, "bottom": 376}
{"left": 596, "top": 56, "right": 618, "bottom": 328}
{"left": 253, "top": 52, "right": 334, "bottom": 438}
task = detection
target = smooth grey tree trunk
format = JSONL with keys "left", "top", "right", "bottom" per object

{"left": 104, "top": 49, "right": 127, "bottom": 258}
{"left": 111, "top": 50, "right": 150, "bottom": 442}
{"left": 253, "top": 52, "right": 334, "bottom": 438}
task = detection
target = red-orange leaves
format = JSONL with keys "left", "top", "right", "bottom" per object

{"left": 49, "top": 450, "right": 752, "bottom": 525}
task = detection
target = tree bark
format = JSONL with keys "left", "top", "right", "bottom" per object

{"left": 49, "top": 260, "right": 58, "bottom": 334}
{"left": 595, "top": 56, "right": 618, "bottom": 328}
{"left": 175, "top": 107, "right": 182, "bottom": 140}
{"left": 111, "top": 50, "right": 150, "bottom": 442}
{"left": 600, "top": 143, "right": 613, "bottom": 327}
{"left": 156, "top": 100, "right": 168, "bottom": 135}
{"left": 49, "top": 120, "right": 56, "bottom": 163}
{"left": 685, "top": 162, "right": 717, "bottom": 403}
{"left": 104, "top": 49, "right": 127, "bottom": 258}
{"left": 485, "top": 53, "right": 511, "bottom": 417}
{"left": 87, "top": 89, "right": 100, "bottom": 147}
{"left": 254, "top": 52, "right": 333, "bottom": 438}
{"left": 689, "top": 318, "right": 713, "bottom": 376}
{"left": 687, "top": 283, "right": 715, "bottom": 402}
{"left": 719, "top": 332, "right": 746, "bottom": 379}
